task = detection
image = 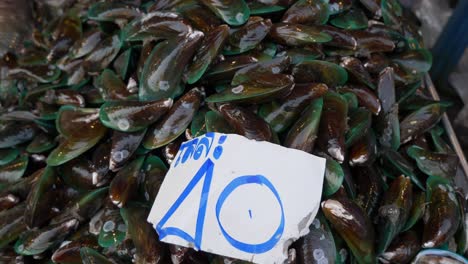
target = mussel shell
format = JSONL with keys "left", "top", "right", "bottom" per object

{"left": 282, "top": 0, "right": 329, "bottom": 25}
{"left": 317, "top": 92, "right": 348, "bottom": 163}
{"left": 379, "top": 230, "right": 420, "bottom": 264}
{"left": 109, "top": 156, "right": 145, "bottom": 208}
{"left": 185, "top": 25, "right": 229, "bottom": 84}
{"left": 284, "top": 97, "right": 323, "bottom": 153}
{"left": 270, "top": 23, "right": 332, "bottom": 46}
{"left": 423, "top": 177, "right": 460, "bottom": 248}
{"left": 206, "top": 74, "right": 294, "bottom": 104}
{"left": 296, "top": 212, "right": 337, "bottom": 264}
{"left": 139, "top": 31, "right": 203, "bottom": 101}
{"left": 376, "top": 175, "right": 413, "bottom": 253}
{"left": 407, "top": 146, "right": 459, "bottom": 180}
{"left": 293, "top": 60, "right": 348, "bottom": 87}
{"left": 218, "top": 103, "right": 273, "bottom": 142}
{"left": 400, "top": 103, "right": 442, "bottom": 144}
{"left": 142, "top": 87, "right": 204, "bottom": 149}
{"left": 322, "top": 198, "right": 375, "bottom": 264}
{"left": 121, "top": 204, "right": 167, "bottom": 263}
{"left": 100, "top": 99, "right": 173, "bottom": 132}
{"left": 109, "top": 129, "right": 146, "bottom": 171}
{"left": 259, "top": 83, "right": 328, "bottom": 133}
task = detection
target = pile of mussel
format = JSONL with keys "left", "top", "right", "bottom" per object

{"left": 0, "top": 0, "right": 466, "bottom": 263}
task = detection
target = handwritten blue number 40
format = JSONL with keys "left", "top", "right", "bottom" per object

{"left": 156, "top": 133, "right": 285, "bottom": 254}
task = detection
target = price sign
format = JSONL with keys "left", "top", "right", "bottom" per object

{"left": 147, "top": 133, "right": 326, "bottom": 264}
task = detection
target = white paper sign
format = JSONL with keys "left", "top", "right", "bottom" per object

{"left": 147, "top": 133, "right": 326, "bottom": 264}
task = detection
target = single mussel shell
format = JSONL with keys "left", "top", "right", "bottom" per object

{"left": 100, "top": 98, "right": 173, "bottom": 132}
{"left": 204, "top": 55, "right": 258, "bottom": 84}
{"left": 412, "top": 249, "right": 468, "bottom": 264}
{"left": 376, "top": 175, "right": 413, "bottom": 254}
{"left": 80, "top": 247, "right": 114, "bottom": 264}
{"left": 121, "top": 204, "right": 166, "bottom": 263}
{"left": 296, "top": 212, "right": 337, "bottom": 264}
{"left": 375, "top": 103, "right": 400, "bottom": 150}
{"left": 143, "top": 87, "right": 204, "bottom": 149}
{"left": 0, "top": 155, "right": 29, "bottom": 184}
{"left": 318, "top": 25, "right": 357, "bottom": 50}
{"left": 48, "top": 106, "right": 107, "bottom": 166}
{"left": 322, "top": 198, "right": 375, "bottom": 264}
{"left": 330, "top": 8, "right": 368, "bottom": 30}
{"left": 277, "top": 46, "right": 324, "bottom": 64}
{"left": 87, "top": 2, "right": 141, "bottom": 27}
{"left": 407, "top": 145, "right": 459, "bottom": 180}
{"left": 59, "top": 157, "right": 104, "bottom": 190}
{"left": 51, "top": 235, "right": 99, "bottom": 264}
{"left": 423, "top": 177, "right": 461, "bottom": 248}
{"left": 323, "top": 158, "right": 345, "bottom": 197}
{"left": 14, "top": 218, "right": 79, "bottom": 255}
{"left": 345, "top": 107, "right": 372, "bottom": 147}
{"left": 377, "top": 66, "right": 396, "bottom": 113}
{"left": 96, "top": 69, "right": 137, "bottom": 101}
{"left": 293, "top": 60, "right": 347, "bottom": 87}
{"left": 400, "top": 103, "right": 442, "bottom": 144}
{"left": 0, "top": 121, "right": 37, "bottom": 148}
{"left": 139, "top": 31, "right": 203, "bottom": 101}
{"left": 317, "top": 92, "right": 348, "bottom": 163}
{"left": 179, "top": 3, "right": 223, "bottom": 33}
{"left": 284, "top": 97, "right": 323, "bottom": 153}
{"left": 206, "top": 74, "right": 294, "bottom": 104}
{"left": 83, "top": 34, "right": 122, "bottom": 74}
{"left": 349, "top": 130, "right": 378, "bottom": 167}
{"left": 402, "top": 190, "right": 426, "bottom": 231}
{"left": 351, "top": 30, "right": 395, "bottom": 56}
{"left": 259, "top": 83, "right": 328, "bottom": 133}
{"left": 379, "top": 230, "right": 420, "bottom": 264}
{"left": 142, "top": 155, "right": 167, "bottom": 203}
{"left": 24, "top": 166, "right": 58, "bottom": 228}
{"left": 380, "top": 148, "right": 425, "bottom": 190}
{"left": 199, "top": 0, "right": 250, "bottom": 26}
{"left": 340, "top": 85, "right": 381, "bottom": 115}
{"left": 282, "top": 0, "right": 329, "bottom": 25}
{"left": 391, "top": 48, "right": 432, "bottom": 74}
{"left": 340, "top": 56, "right": 375, "bottom": 89}
{"left": 109, "top": 129, "right": 146, "bottom": 171}
{"left": 109, "top": 156, "right": 145, "bottom": 208}
{"left": 70, "top": 30, "right": 104, "bottom": 60}
{"left": 204, "top": 110, "right": 235, "bottom": 134}
{"left": 122, "top": 11, "right": 191, "bottom": 42}
{"left": 270, "top": 23, "right": 332, "bottom": 46}
{"left": 98, "top": 208, "right": 127, "bottom": 248}
{"left": 231, "top": 56, "right": 291, "bottom": 85}
{"left": 224, "top": 17, "right": 272, "bottom": 54}
{"left": 185, "top": 25, "right": 229, "bottom": 84}
{"left": 218, "top": 103, "right": 273, "bottom": 142}
{"left": 353, "top": 165, "right": 384, "bottom": 216}
{"left": 0, "top": 204, "right": 27, "bottom": 249}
